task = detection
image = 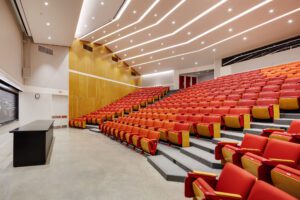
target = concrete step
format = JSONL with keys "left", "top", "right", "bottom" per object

{"left": 147, "top": 155, "right": 187, "bottom": 182}
{"left": 274, "top": 118, "right": 294, "bottom": 125}
{"left": 89, "top": 128, "right": 101, "bottom": 133}
{"left": 280, "top": 113, "right": 300, "bottom": 119}
{"left": 190, "top": 138, "right": 216, "bottom": 153}
{"left": 180, "top": 147, "right": 222, "bottom": 169}
{"left": 221, "top": 130, "right": 244, "bottom": 141}
{"left": 243, "top": 128, "right": 262, "bottom": 135}
{"left": 157, "top": 144, "right": 221, "bottom": 174}
{"left": 250, "top": 122, "right": 289, "bottom": 130}
{"left": 212, "top": 137, "right": 241, "bottom": 145}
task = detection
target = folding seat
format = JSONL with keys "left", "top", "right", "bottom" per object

{"left": 148, "top": 120, "right": 164, "bottom": 131}
{"left": 196, "top": 115, "right": 221, "bottom": 138}
{"left": 223, "top": 107, "right": 251, "bottom": 129}
{"left": 281, "top": 83, "right": 300, "bottom": 90}
{"left": 141, "top": 113, "right": 147, "bottom": 119}
{"left": 271, "top": 164, "right": 300, "bottom": 199}
{"left": 152, "top": 113, "right": 159, "bottom": 120}
{"left": 198, "top": 107, "right": 213, "bottom": 115}
{"left": 248, "top": 180, "right": 297, "bottom": 200}
{"left": 186, "top": 115, "right": 203, "bottom": 134}
{"left": 242, "top": 93, "right": 259, "bottom": 100}
{"left": 146, "top": 113, "right": 153, "bottom": 119}
{"left": 118, "top": 125, "right": 133, "bottom": 141}
{"left": 245, "top": 87, "right": 261, "bottom": 93}
{"left": 209, "top": 101, "right": 223, "bottom": 107}
{"left": 125, "top": 126, "right": 140, "bottom": 144}
{"left": 235, "top": 88, "right": 246, "bottom": 94}
{"left": 261, "top": 120, "right": 300, "bottom": 143}
{"left": 212, "top": 107, "right": 230, "bottom": 116}
{"left": 214, "top": 95, "right": 227, "bottom": 101}
{"left": 198, "top": 101, "right": 210, "bottom": 107}
{"left": 132, "top": 118, "right": 140, "bottom": 126}
{"left": 185, "top": 163, "right": 256, "bottom": 200}
{"left": 138, "top": 119, "right": 147, "bottom": 128}
{"left": 284, "top": 77, "right": 300, "bottom": 83}
{"left": 258, "top": 91, "right": 280, "bottom": 99}
{"left": 262, "top": 85, "right": 281, "bottom": 92}
{"left": 140, "top": 130, "right": 160, "bottom": 155}
{"left": 175, "top": 115, "right": 188, "bottom": 123}
{"left": 251, "top": 98, "right": 280, "bottom": 120}
{"left": 227, "top": 94, "right": 241, "bottom": 101}
{"left": 157, "top": 121, "right": 175, "bottom": 141}
{"left": 251, "top": 81, "right": 266, "bottom": 87}
{"left": 241, "top": 139, "right": 300, "bottom": 181}
{"left": 111, "top": 123, "right": 123, "bottom": 137}
{"left": 158, "top": 113, "right": 168, "bottom": 121}
{"left": 178, "top": 108, "right": 187, "bottom": 115}
{"left": 237, "top": 99, "right": 256, "bottom": 107}
{"left": 215, "top": 134, "right": 268, "bottom": 166}
{"left": 168, "top": 123, "right": 190, "bottom": 147}
{"left": 223, "top": 100, "right": 238, "bottom": 107}
{"left": 132, "top": 128, "right": 149, "bottom": 148}
{"left": 187, "top": 107, "right": 200, "bottom": 115}
{"left": 279, "top": 90, "right": 300, "bottom": 110}
{"left": 169, "top": 108, "right": 179, "bottom": 114}
{"left": 266, "top": 79, "right": 284, "bottom": 85}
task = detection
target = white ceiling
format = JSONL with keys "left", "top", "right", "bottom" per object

{"left": 19, "top": 0, "right": 300, "bottom": 72}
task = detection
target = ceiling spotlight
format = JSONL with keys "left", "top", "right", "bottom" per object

{"left": 91, "top": 36, "right": 94, "bottom": 39}
{"left": 138, "top": 67, "right": 142, "bottom": 69}
{"left": 133, "top": 10, "right": 137, "bottom": 14}
{"left": 161, "top": 42, "right": 164, "bottom": 46}
{"left": 172, "top": 21, "right": 176, "bottom": 25}
{"left": 47, "top": 36, "right": 51, "bottom": 40}
{"left": 172, "top": 50, "right": 175, "bottom": 54}
{"left": 116, "top": 24, "right": 120, "bottom": 27}
{"left": 104, "top": 39, "right": 107, "bottom": 42}
{"left": 130, "top": 39, "right": 133, "bottom": 43}
{"left": 148, "top": 33, "right": 151, "bottom": 36}
{"left": 154, "top": 69, "right": 158, "bottom": 72}
{"left": 195, "top": 62, "right": 198, "bottom": 65}
{"left": 228, "top": 8, "right": 232, "bottom": 12}
{"left": 158, "top": 62, "right": 161, "bottom": 65}
{"left": 124, "top": 54, "right": 127, "bottom": 57}
{"left": 46, "top": 22, "right": 50, "bottom": 26}
{"left": 201, "top": 41, "right": 205, "bottom": 44}
{"left": 132, "top": 61, "right": 135, "bottom": 64}
{"left": 228, "top": 28, "right": 233, "bottom": 32}
{"left": 212, "top": 49, "right": 216, "bottom": 52}
{"left": 181, "top": 57, "right": 184, "bottom": 60}
{"left": 269, "top": 9, "right": 274, "bottom": 13}
{"left": 187, "top": 31, "right": 191, "bottom": 35}
{"left": 114, "top": 45, "right": 118, "bottom": 48}
{"left": 103, "top": 30, "right": 106, "bottom": 33}
{"left": 91, "top": 16, "right": 95, "bottom": 20}
{"left": 100, "top": 1, "right": 104, "bottom": 5}
{"left": 154, "top": 13, "right": 158, "bottom": 17}
{"left": 141, "top": 48, "right": 144, "bottom": 52}
{"left": 288, "top": 19, "right": 293, "bottom": 24}
{"left": 150, "top": 56, "right": 153, "bottom": 59}
{"left": 243, "top": 36, "right": 247, "bottom": 40}
{"left": 44, "top": 1, "right": 48, "bottom": 6}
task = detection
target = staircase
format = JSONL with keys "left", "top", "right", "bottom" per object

{"left": 148, "top": 112, "right": 300, "bottom": 182}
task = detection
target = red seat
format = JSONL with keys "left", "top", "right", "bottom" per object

{"left": 215, "top": 134, "right": 268, "bottom": 166}
{"left": 262, "top": 85, "right": 281, "bottom": 92}
{"left": 258, "top": 91, "right": 280, "bottom": 99}
{"left": 241, "top": 139, "right": 300, "bottom": 181}
{"left": 198, "top": 107, "right": 213, "bottom": 114}
{"left": 238, "top": 99, "right": 256, "bottom": 107}
{"left": 125, "top": 126, "right": 140, "bottom": 144}
{"left": 223, "top": 100, "right": 238, "bottom": 107}
{"left": 196, "top": 115, "right": 221, "bottom": 138}
{"left": 246, "top": 87, "right": 261, "bottom": 93}
{"left": 168, "top": 123, "right": 190, "bottom": 147}
{"left": 157, "top": 121, "right": 175, "bottom": 141}
{"left": 140, "top": 130, "right": 160, "bottom": 155}
{"left": 251, "top": 98, "right": 279, "bottom": 120}
{"left": 223, "top": 107, "right": 251, "bottom": 129}
{"left": 186, "top": 115, "right": 203, "bottom": 134}
{"left": 210, "top": 101, "right": 223, "bottom": 107}
{"left": 227, "top": 94, "right": 241, "bottom": 101}
{"left": 242, "top": 93, "right": 259, "bottom": 100}
{"left": 176, "top": 115, "right": 188, "bottom": 123}
{"left": 281, "top": 83, "right": 300, "bottom": 90}
{"left": 279, "top": 90, "right": 300, "bottom": 110}
{"left": 185, "top": 163, "right": 256, "bottom": 200}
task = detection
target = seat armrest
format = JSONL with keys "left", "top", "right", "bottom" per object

{"left": 244, "top": 152, "right": 267, "bottom": 162}
{"left": 261, "top": 128, "right": 285, "bottom": 137}
{"left": 213, "top": 191, "right": 242, "bottom": 200}
{"left": 237, "top": 148, "right": 261, "bottom": 155}
{"left": 215, "top": 142, "right": 239, "bottom": 160}
{"left": 263, "top": 158, "right": 296, "bottom": 167}
{"left": 188, "top": 171, "right": 217, "bottom": 183}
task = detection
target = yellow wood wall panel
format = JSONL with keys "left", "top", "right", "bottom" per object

{"left": 69, "top": 40, "right": 140, "bottom": 119}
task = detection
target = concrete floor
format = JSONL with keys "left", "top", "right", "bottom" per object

{"left": 0, "top": 123, "right": 186, "bottom": 200}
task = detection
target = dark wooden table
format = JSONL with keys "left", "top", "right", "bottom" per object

{"left": 10, "top": 120, "right": 54, "bottom": 167}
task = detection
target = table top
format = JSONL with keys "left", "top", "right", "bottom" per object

{"left": 10, "top": 120, "right": 54, "bottom": 133}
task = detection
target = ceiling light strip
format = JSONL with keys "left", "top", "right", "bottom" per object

{"left": 141, "top": 70, "right": 174, "bottom": 77}
{"left": 92, "top": 0, "right": 160, "bottom": 43}
{"left": 78, "top": 0, "right": 132, "bottom": 39}
{"left": 105, "top": 0, "right": 186, "bottom": 45}
{"left": 133, "top": 8, "right": 300, "bottom": 67}
{"left": 122, "top": 0, "right": 272, "bottom": 61}
{"left": 111, "top": 0, "right": 227, "bottom": 55}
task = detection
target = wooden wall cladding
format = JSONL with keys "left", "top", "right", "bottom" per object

{"left": 69, "top": 40, "right": 140, "bottom": 119}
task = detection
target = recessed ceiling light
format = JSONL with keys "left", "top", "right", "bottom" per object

{"left": 154, "top": 13, "right": 158, "bottom": 17}
{"left": 104, "top": 39, "right": 107, "bottom": 42}
{"left": 212, "top": 48, "right": 216, "bottom": 52}
{"left": 194, "top": 62, "right": 198, "bottom": 65}
{"left": 130, "top": 39, "right": 133, "bottom": 43}
{"left": 44, "top": 1, "right": 48, "bottom": 6}
{"left": 134, "top": 26, "right": 137, "bottom": 30}
{"left": 116, "top": 24, "right": 120, "bottom": 27}
{"left": 150, "top": 56, "right": 153, "bottom": 59}
{"left": 243, "top": 36, "right": 247, "bottom": 40}
{"left": 141, "top": 48, "right": 144, "bottom": 52}
{"left": 161, "top": 42, "right": 164, "bottom": 46}
{"left": 288, "top": 19, "right": 293, "bottom": 24}
{"left": 133, "top": 10, "right": 137, "bottom": 14}
{"left": 103, "top": 30, "right": 106, "bottom": 33}
{"left": 269, "top": 9, "right": 274, "bottom": 13}
{"left": 228, "top": 8, "right": 232, "bottom": 12}
{"left": 91, "top": 16, "right": 95, "bottom": 20}
{"left": 124, "top": 53, "right": 127, "bottom": 57}
{"left": 148, "top": 33, "right": 151, "bottom": 37}
{"left": 91, "top": 36, "right": 94, "bottom": 39}
{"left": 172, "top": 21, "right": 176, "bottom": 25}
{"left": 100, "top": 1, "right": 104, "bottom": 6}
{"left": 47, "top": 36, "right": 51, "bottom": 40}
{"left": 181, "top": 57, "right": 184, "bottom": 60}
{"left": 132, "top": 61, "right": 135, "bottom": 64}
{"left": 154, "top": 69, "right": 158, "bottom": 72}
{"left": 46, "top": 22, "right": 50, "bottom": 26}
{"left": 172, "top": 50, "right": 175, "bottom": 54}
{"left": 201, "top": 41, "right": 205, "bottom": 44}
{"left": 228, "top": 28, "right": 233, "bottom": 32}
{"left": 115, "top": 45, "right": 118, "bottom": 48}
{"left": 118, "top": 34, "right": 121, "bottom": 36}
{"left": 138, "top": 66, "right": 142, "bottom": 69}
{"left": 187, "top": 31, "right": 191, "bottom": 35}
{"left": 158, "top": 62, "right": 161, "bottom": 65}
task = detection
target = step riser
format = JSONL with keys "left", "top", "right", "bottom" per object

{"left": 190, "top": 142, "right": 215, "bottom": 153}
{"left": 243, "top": 129, "right": 261, "bottom": 135}
{"left": 157, "top": 150, "right": 191, "bottom": 172}
{"left": 274, "top": 119, "right": 292, "bottom": 125}
{"left": 221, "top": 133, "right": 243, "bottom": 141}
{"left": 180, "top": 149, "right": 223, "bottom": 169}
{"left": 250, "top": 124, "right": 288, "bottom": 130}
{"left": 280, "top": 113, "right": 300, "bottom": 119}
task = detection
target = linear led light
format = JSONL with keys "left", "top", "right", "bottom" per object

{"left": 110, "top": 0, "right": 227, "bottom": 55}
{"left": 78, "top": 0, "right": 132, "bottom": 39}
{"left": 133, "top": 8, "right": 300, "bottom": 67}
{"left": 92, "top": 0, "right": 160, "bottom": 43}
{"left": 122, "top": 0, "right": 272, "bottom": 61}
{"left": 105, "top": 0, "right": 186, "bottom": 45}
{"left": 141, "top": 70, "right": 174, "bottom": 77}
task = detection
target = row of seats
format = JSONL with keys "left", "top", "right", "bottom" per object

{"left": 185, "top": 163, "right": 298, "bottom": 200}
{"left": 99, "top": 121, "right": 160, "bottom": 155}
{"left": 215, "top": 133, "right": 300, "bottom": 198}
{"left": 69, "top": 86, "right": 169, "bottom": 127}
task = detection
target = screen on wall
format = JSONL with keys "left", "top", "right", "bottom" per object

{"left": 0, "top": 88, "right": 18, "bottom": 124}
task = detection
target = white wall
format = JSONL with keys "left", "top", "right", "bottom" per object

{"left": 0, "top": 0, "right": 23, "bottom": 87}
{"left": 141, "top": 70, "right": 175, "bottom": 89}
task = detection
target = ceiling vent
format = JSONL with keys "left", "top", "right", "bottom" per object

{"left": 38, "top": 45, "right": 53, "bottom": 55}
{"left": 83, "top": 44, "right": 93, "bottom": 52}
{"left": 112, "top": 55, "right": 119, "bottom": 63}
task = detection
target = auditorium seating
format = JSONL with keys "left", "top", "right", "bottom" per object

{"left": 69, "top": 86, "right": 169, "bottom": 128}
{"left": 261, "top": 120, "right": 300, "bottom": 143}
{"left": 184, "top": 163, "right": 297, "bottom": 200}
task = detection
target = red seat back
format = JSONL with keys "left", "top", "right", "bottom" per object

{"left": 240, "top": 134, "right": 268, "bottom": 153}
{"left": 288, "top": 120, "right": 300, "bottom": 134}
{"left": 202, "top": 115, "right": 221, "bottom": 123}
{"left": 256, "top": 98, "right": 278, "bottom": 106}
{"left": 173, "top": 123, "right": 190, "bottom": 131}
{"left": 212, "top": 107, "right": 230, "bottom": 115}
{"left": 229, "top": 107, "right": 250, "bottom": 115}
